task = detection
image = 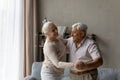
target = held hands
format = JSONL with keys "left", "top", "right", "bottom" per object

{"left": 73, "top": 60, "right": 87, "bottom": 70}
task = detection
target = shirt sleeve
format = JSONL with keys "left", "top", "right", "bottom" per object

{"left": 45, "top": 42, "right": 73, "bottom": 68}
{"left": 88, "top": 42, "right": 101, "bottom": 60}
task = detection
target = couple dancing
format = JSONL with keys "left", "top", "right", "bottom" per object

{"left": 41, "top": 21, "right": 103, "bottom": 80}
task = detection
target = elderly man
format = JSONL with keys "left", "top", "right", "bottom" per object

{"left": 66, "top": 22, "right": 103, "bottom": 80}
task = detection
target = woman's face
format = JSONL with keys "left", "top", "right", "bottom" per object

{"left": 47, "top": 23, "right": 58, "bottom": 40}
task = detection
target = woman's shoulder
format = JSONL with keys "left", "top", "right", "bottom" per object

{"left": 44, "top": 40, "right": 56, "bottom": 48}
{"left": 57, "top": 36, "right": 64, "bottom": 42}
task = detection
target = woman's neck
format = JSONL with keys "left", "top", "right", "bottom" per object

{"left": 47, "top": 37, "right": 58, "bottom": 42}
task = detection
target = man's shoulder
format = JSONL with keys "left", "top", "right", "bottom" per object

{"left": 67, "top": 37, "right": 73, "bottom": 42}
{"left": 67, "top": 37, "right": 74, "bottom": 43}
{"left": 67, "top": 37, "right": 73, "bottom": 40}
{"left": 66, "top": 37, "right": 73, "bottom": 47}
{"left": 84, "top": 37, "right": 95, "bottom": 45}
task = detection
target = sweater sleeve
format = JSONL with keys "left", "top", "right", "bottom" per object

{"left": 44, "top": 42, "right": 73, "bottom": 68}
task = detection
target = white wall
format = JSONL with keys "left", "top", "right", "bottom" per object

{"left": 40, "top": 0, "right": 120, "bottom": 69}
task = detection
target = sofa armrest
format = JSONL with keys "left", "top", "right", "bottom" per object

{"left": 31, "top": 62, "right": 43, "bottom": 79}
{"left": 24, "top": 75, "right": 39, "bottom": 80}
{"left": 24, "top": 62, "right": 43, "bottom": 80}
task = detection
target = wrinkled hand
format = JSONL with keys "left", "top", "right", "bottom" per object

{"left": 74, "top": 60, "right": 86, "bottom": 70}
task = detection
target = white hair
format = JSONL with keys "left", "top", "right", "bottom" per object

{"left": 42, "top": 21, "right": 53, "bottom": 34}
{"left": 72, "top": 22, "right": 88, "bottom": 32}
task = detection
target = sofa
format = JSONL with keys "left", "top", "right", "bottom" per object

{"left": 24, "top": 62, "right": 120, "bottom": 80}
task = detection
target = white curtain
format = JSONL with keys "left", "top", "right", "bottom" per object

{"left": 0, "top": 0, "right": 24, "bottom": 80}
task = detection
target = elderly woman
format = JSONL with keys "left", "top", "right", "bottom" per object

{"left": 41, "top": 21, "right": 74, "bottom": 80}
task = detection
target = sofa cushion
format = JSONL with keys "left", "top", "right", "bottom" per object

{"left": 115, "top": 69, "right": 120, "bottom": 80}
{"left": 97, "top": 68, "right": 119, "bottom": 80}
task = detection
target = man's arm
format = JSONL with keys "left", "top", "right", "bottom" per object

{"left": 75, "top": 57, "right": 103, "bottom": 70}
{"left": 84, "top": 57, "right": 103, "bottom": 70}
{"left": 75, "top": 41, "right": 103, "bottom": 70}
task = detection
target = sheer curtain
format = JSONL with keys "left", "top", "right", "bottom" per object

{"left": 0, "top": 0, "right": 24, "bottom": 80}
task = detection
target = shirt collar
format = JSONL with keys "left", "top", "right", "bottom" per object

{"left": 81, "top": 36, "right": 87, "bottom": 46}
{"left": 75, "top": 36, "right": 87, "bottom": 48}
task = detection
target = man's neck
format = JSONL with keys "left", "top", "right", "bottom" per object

{"left": 75, "top": 39, "right": 82, "bottom": 48}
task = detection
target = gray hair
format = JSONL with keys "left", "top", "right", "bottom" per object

{"left": 72, "top": 22, "right": 88, "bottom": 32}
{"left": 42, "top": 21, "right": 53, "bottom": 34}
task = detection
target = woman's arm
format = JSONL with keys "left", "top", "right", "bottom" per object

{"left": 45, "top": 43, "right": 73, "bottom": 68}
{"left": 58, "top": 37, "right": 68, "bottom": 45}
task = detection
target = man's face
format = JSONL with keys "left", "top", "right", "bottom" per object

{"left": 71, "top": 27, "right": 84, "bottom": 43}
